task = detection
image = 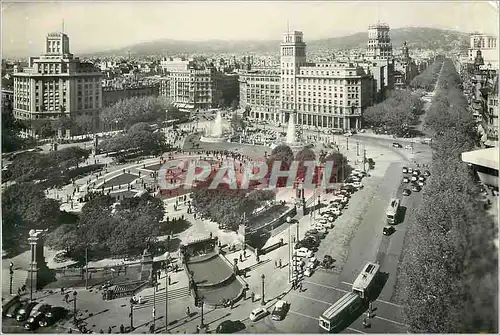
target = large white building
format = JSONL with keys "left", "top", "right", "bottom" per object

{"left": 13, "top": 32, "right": 102, "bottom": 136}
{"left": 468, "top": 34, "right": 499, "bottom": 70}
{"left": 240, "top": 29, "right": 376, "bottom": 130}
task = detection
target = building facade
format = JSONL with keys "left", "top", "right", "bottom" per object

{"left": 102, "top": 83, "right": 159, "bottom": 107}
{"left": 394, "top": 41, "right": 419, "bottom": 89}
{"left": 159, "top": 57, "right": 237, "bottom": 112}
{"left": 239, "top": 29, "right": 375, "bottom": 130}
{"left": 239, "top": 67, "right": 280, "bottom": 120}
{"left": 13, "top": 32, "right": 102, "bottom": 136}
{"left": 468, "top": 34, "right": 499, "bottom": 70}
{"left": 366, "top": 23, "right": 393, "bottom": 60}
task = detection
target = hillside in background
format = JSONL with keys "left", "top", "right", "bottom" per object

{"left": 85, "top": 26, "right": 470, "bottom": 57}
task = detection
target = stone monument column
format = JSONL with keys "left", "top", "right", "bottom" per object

{"left": 27, "top": 229, "right": 50, "bottom": 290}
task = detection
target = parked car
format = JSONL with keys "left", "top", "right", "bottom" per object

{"left": 412, "top": 169, "right": 420, "bottom": 176}
{"left": 24, "top": 312, "right": 44, "bottom": 331}
{"left": 311, "top": 225, "right": 328, "bottom": 234}
{"left": 411, "top": 185, "right": 422, "bottom": 192}
{"left": 5, "top": 302, "right": 22, "bottom": 318}
{"left": 249, "top": 307, "right": 269, "bottom": 322}
{"left": 408, "top": 167, "right": 414, "bottom": 174}
{"left": 352, "top": 181, "right": 363, "bottom": 189}
{"left": 305, "top": 229, "right": 326, "bottom": 239}
{"left": 271, "top": 300, "right": 290, "bottom": 321}
{"left": 418, "top": 176, "right": 426, "bottom": 182}
{"left": 393, "top": 142, "right": 403, "bottom": 148}
{"left": 304, "top": 267, "right": 315, "bottom": 277}
{"left": 216, "top": 320, "right": 246, "bottom": 333}
{"left": 340, "top": 184, "right": 356, "bottom": 193}
{"left": 344, "top": 132, "right": 353, "bottom": 137}
{"left": 307, "top": 257, "right": 319, "bottom": 269}
{"left": 321, "top": 255, "right": 335, "bottom": 269}
{"left": 424, "top": 170, "right": 431, "bottom": 177}
{"left": 294, "top": 248, "right": 314, "bottom": 258}
{"left": 403, "top": 189, "right": 411, "bottom": 196}
{"left": 16, "top": 302, "right": 37, "bottom": 322}
{"left": 404, "top": 144, "right": 412, "bottom": 150}
{"left": 402, "top": 177, "right": 410, "bottom": 183}
{"left": 418, "top": 180, "right": 425, "bottom": 187}
{"left": 326, "top": 207, "right": 341, "bottom": 216}
{"left": 411, "top": 176, "right": 418, "bottom": 182}
{"left": 39, "top": 307, "right": 67, "bottom": 327}
{"left": 383, "top": 226, "right": 396, "bottom": 236}
{"left": 402, "top": 167, "right": 408, "bottom": 173}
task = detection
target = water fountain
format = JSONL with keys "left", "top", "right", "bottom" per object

{"left": 270, "top": 113, "right": 306, "bottom": 150}
{"left": 200, "top": 110, "right": 229, "bottom": 143}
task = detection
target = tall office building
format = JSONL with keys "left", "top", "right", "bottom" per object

{"left": 366, "top": 23, "right": 393, "bottom": 60}
{"left": 280, "top": 31, "right": 307, "bottom": 123}
{"left": 468, "top": 34, "right": 499, "bottom": 70}
{"left": 13, "top": 32, "right": 102, "bottom": 136}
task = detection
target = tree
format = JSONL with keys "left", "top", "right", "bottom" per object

{"left": 45, "top": 224, "right": 79, "bottom": 254}
{"left": 399, "top": 57, "right": 498, "bottom": 333}
{"left": 74, "top": 115, "right": 94, "bottom": 135}
{"left": 128, "top": 122, "right": 151, "bottom": 134}
{"left": 31, "top": 119, "right": 55, "bottom": 138}
{"left": 2, "top": 182, "right": 61, "bottom": 252}
{"left": 230, "top": 114, "right": 245, "bottom": 132}
{"left": 295, "top": 148, "right": 316, "bottom": 181}
{"left": 231, "top": 99, "right": 238, "bottom": 111}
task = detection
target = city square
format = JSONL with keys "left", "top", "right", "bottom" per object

{"left": 2, "top": 2, "right": 498, "bottom": 334}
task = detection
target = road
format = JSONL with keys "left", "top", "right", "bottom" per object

{"left": 242, "top": 138, "right": 431, "bottom": 333}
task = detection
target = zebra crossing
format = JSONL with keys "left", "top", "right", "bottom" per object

{"left": 133, "top": 286, "right": 190, "bottom": 310}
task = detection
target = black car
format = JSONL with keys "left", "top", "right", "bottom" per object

{"left": 403, "top": 189, "right": 411, "bottom": 196}
{"left": 302, "top": 237, "right": 319, "bottom": 249}
{"left": 16, "top": 302, "right": 37, "bottom": 322}
{"left": 383, "top": 226, "right": 396, "bottom": 236}
{"left": 305, "top": 229, "right": 326, "bottom": 239}
{"left": 39, "top": 307, "right": 67, "bottom": 327}
{"left": 393, "top": 142, "right": 403, "bottom": 148}
{"left": 216, "top": 320, "right": 245, "bottom": 333}
{"left": 24, "top": 312, "right": 44, "bottom": 331}
{"left": 412, "top": 185, "right": 422, "bottom": 192}
{"left": 5, "top": 302, "right": 22, "bottom": 318}
{"left": 424, "top": 170, "right": 431, "bottom": 177}
{"left": 321, "top": 255, "right": 335, "bottom": 269}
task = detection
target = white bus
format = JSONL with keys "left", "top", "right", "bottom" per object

{"left": 352, "top": 261, "right": 380, "bottom": 300}
{"left": 386, "top": 198, "right": 400, "bottom": 224}
{"left": 319, "top": 292, "right": 363, "bottom": 332}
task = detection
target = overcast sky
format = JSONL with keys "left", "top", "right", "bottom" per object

{"left": 2, "top": 1, "right": 499, "bottom": 57}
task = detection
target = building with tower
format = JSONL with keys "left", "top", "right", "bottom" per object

{"left": 366, "top": 23, "right": 393, "bottom": 60}
{"left": 394, "top": 41, "right": 418, "bottom": 89}
{"left": 468, "top": 34, "right": 499, "bottom": 70}
{"left": 13, "top": 32, "right": 103, "bottom": 137}
{"left": 239, "top": 28, "right": 375, "bottom": 130}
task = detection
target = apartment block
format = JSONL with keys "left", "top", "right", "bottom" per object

{"left": 13, "top": 32, "right": 102, "bottom": 136}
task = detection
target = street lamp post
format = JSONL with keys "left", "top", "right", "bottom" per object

{"left": 9, "top": 263, "right": 14, "bottom": 295}
{"left": 261, "top": 274, "right": 265, "bottom": 305}
{"left": 346, "top": 137, "right": 349, "bottom": 150}
{"left": 73, "top": 291, "right": 78, "bottom": 324}
{"left": 286, "top": 216, "right": 292, "bottom": 282}
{"left": 356, "top": 142, "right": 359, "bottom": 156}
{"left": 165, "top": 265, "right": 169, "bottom": 333}
{"left": 200, "top": 295, "right": 205, "bottom": 328}
{"left": 152, "top": 281, "right": 156, "bottom": 331}
{"left": 129, "top": 298, "right": 134, "bottom": 330}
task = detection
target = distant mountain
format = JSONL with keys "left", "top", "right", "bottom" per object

{"left": 85, "top": 27, "right": 470, "bottom": 57}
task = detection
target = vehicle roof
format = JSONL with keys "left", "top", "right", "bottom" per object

{"left": 251, "top": 307, "right": 266, "bottom": 313}
{"left": 275, "top": 300, "right": 287, "bottom": 307}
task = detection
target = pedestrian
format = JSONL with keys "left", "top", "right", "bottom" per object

{"left": 230, "top": 299, "right": 234, "bottom": 309}
{"left": 242, "top": 289, "right": 247, "bottom": 300}
{"left": 274, "top": 260, "right": 277, "bottom": 268}
{"left": 149, "top": 324, "right": 155, "bottom": 333}
{"left": 186, "top": 306, "right": 190, "bottom": 317}
{"left": 196, "top": 325, "right": 200, "bottom": 334}
{"left": 68, "top": 328, "right": 72, "bottom": 333}
{"left": 168, "top": 275, "right": 171, "bottom": 285}
{"left": 99, "top": 329, "right": 104, "bottom": 333}
{"left": 120, "top": 324, "right": 125, "bottom": 333}
{"left": 17, "top": 288, "right": 21, "bottom": 295}
{"left": 369, "top": 301, "right": 373, "bottom": 314}
{"left": 299, "top": 281, "right": 303, "bottom": 292}
{"left": 251, "top": 291, "right": 255, "bottom": 303}
{"left": 362, "top": 318, "right": 371, "bottom": 328}
{"left": 278, "top": 259, "right": 282, "bottom": 268}
{"left": 65, "top": 293, "right": 69, "bottom": 303}
{"left": 243, "top": 250, "right": 246, "bottom": 258}
{"left": 108, "top": 326, "right": 112, "bottom": 333}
